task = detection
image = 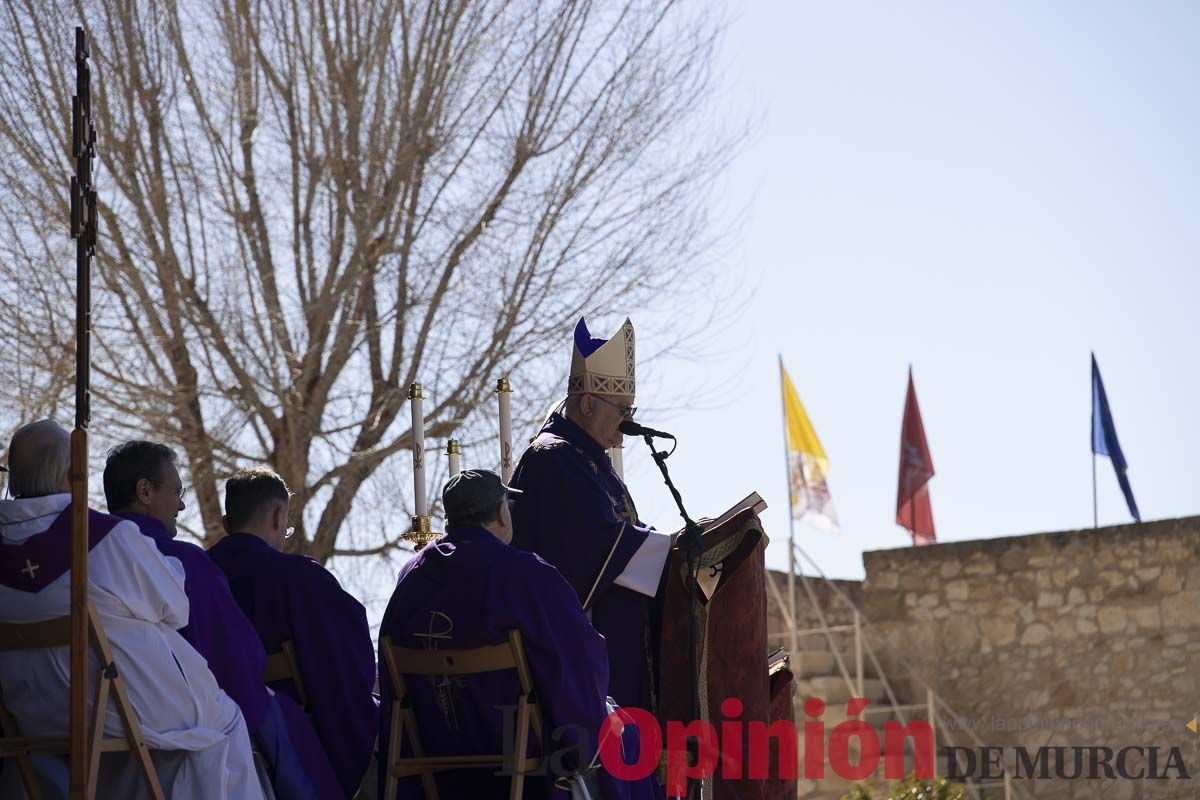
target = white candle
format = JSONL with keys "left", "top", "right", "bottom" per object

{"left": 446, "top": 439, "right": 461, "bottom": 477}
{"left": 409, "top": 383, "right": 427, "bottom": 516}
{"left": 610, "top": 444, "right": 624, "bottom": 480}
{"left": 497, "top": 377, "right": 513, "bottom": 482}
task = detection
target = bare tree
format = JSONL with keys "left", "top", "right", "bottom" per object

{"left": 0, "top": 0, "right": 738, "bottom": 563}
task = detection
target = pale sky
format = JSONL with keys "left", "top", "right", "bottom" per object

{"left": 616, "top": 0, "right": 1200, "bottom": 581}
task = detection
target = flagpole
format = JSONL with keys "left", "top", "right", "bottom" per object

{"left": 909, "top": 367, "right": 916, "bottom": 543}
{"left": 1091, "top": 354, "right": 1098, "bottom": 529}
{"left": 778, "top": 356, "right": 798, "bottom": 660}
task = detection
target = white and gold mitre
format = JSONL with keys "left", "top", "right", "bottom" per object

{"left": 567, "top": 317, "right": 635, "bottom": 398}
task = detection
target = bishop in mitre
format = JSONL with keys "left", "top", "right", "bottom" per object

{"left": 509, "top": 318, "right": 673, "bottom": 718}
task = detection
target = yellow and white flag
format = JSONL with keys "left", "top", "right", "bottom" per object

{"left": 780, "top": 360, "right": 839, "bottom": 533}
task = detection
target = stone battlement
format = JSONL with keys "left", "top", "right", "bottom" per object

{"left": 767, "top": 515, "right": 1200, "bottom": 799}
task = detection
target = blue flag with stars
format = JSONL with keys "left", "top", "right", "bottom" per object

{"left": 1091, "top": 354, "right": 1140, "bottom": 522}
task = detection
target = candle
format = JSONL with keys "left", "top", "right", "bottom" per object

{"left": 497, "top": 377, "right": 513, "bottom": 482}
{"left": 446, "top": 439, "right": 461, "bottom": 477}
{"left": 409, "top": 383, "right": 427, "bottom": 516}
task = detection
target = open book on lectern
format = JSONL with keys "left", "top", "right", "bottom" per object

{"left": 703, "top": 490, "right": 767, "bottom": 533}
{"left": 669, "top": 491, "right": 767, "bottom": 541}
{"left": 666, "top": 491, "right": 768, "bottom": 600}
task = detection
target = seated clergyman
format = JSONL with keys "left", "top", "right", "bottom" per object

{"left": 377, "top": 469, "right": 659, "bottom": 799}
{"left": 0, "top": 420, "right": 264, "bottom": 799}
{"left": 208, "top": 467, "right": 379, "bottom": 799}
{"left": 104, "top": 442, "right": 339, "bottom": 799}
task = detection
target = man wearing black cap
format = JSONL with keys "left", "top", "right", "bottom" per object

{"left": 377, "top": 470, "right": 657, "bottom": 799}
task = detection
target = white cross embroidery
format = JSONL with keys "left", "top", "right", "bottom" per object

{"left": 21, "top": 559, "right": 39, "bottom": 580}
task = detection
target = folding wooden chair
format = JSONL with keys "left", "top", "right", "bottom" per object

{"left": 380, "top": 629, "right": 543, "bottom": 800}
{"left": 263, "top": 640, "right": 310, "bottom": 712}
{"left": 0, "top": 601, "right": 164, "bottom": 800}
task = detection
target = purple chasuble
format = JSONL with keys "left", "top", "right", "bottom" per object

{"left": 509, "top": 413, "right": 657, "bottom": 715}
{"left": 379, "top": 526, "right": 657, "bottom": 800}
{"left": 208, "top": 532, "right": 378, "bottom": 799}
{"left": 118, "top": 512, "right": 271, "bottom": 730}
{"left": 0, "top": 506, "right": 119, "bottom": 591}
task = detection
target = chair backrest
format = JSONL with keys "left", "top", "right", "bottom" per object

{"left": 386, "top": 640, "right": 520, "bottom": 676}
{"left": 379, "top": 628, "right": 543, "bottom": 800}
{"left": 263, "top": 640, "right": 310, "bottom": 711}
{"left": 0, "top": 614, "right": 76, "bottom": 800}
{"left": 0, "top": 604, "right": 164, "bottom": 800}
{"left": 0, "top": 616, "right": 73, "bottom": 652}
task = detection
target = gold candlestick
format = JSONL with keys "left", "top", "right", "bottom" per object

{"left": 402, "top": 514, "right": 438, "bottom": 550}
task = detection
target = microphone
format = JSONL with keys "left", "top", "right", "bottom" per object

{"left": 619, "top": 420, "right": 675, "bottom": 439}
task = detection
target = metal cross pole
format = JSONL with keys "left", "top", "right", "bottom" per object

{"left": 68, "top": 25, "right": 98, "bottom": 800}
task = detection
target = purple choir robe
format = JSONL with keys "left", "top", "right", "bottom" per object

{"left": 509, "top": 413, "right": 658, "bottom": 715}
{"left": 119, "top": 513, "right": 340, "bottom": 799}
{"left": 378, "top": 525, "right": 659, "bottom": 800}
{"left": 208, "top": 532, "right": 379, "bottom": 799}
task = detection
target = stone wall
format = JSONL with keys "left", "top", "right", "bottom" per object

{"left": 766, "top": 516, "right": 1200, "bottom": 799}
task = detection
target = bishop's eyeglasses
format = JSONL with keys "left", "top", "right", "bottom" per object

{"left": 591, "top": 394, "right": 637, "bottom": 418}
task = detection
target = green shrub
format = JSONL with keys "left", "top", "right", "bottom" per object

{"left": 841, "top": 773, "right": 967, "bottom": 800}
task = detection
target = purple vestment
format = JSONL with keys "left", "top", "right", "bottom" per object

{"left": 0, "top": 508, "right": 117, "bottom": 789}
{"left": 378, "top": 525, "right": 658, "bottom": 800}
{"left": 120, "top": 513, "right": 340, "bottom": 799}
{"left": 118, "top": 513, "right": 270, "bottom": 728}
{"left": 0, "top": 506, "right": 118, "bottom": 591}
{"left": 208, "top": 532, "right": 378, "bottom": 799}
{"left": 509, "top": 413, "right": 657, "bottom": 715}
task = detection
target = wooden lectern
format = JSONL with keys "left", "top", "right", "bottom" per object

{"left": 657, "top": 493, "right": 795, "bottom": 800}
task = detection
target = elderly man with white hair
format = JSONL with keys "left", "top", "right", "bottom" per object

{"left": 0, "top": 420, "right": 265, "bottom": 799}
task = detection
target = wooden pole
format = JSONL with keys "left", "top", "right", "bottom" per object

{"left": 68, "top": 432, "right": 88, "bottom": 799}
{"left": 68, "top": 26, "right": 97, "bottom": 799}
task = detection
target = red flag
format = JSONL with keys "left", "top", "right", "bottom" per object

{"left": 896, "top": 367, "right": 936, "bottom": 545}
